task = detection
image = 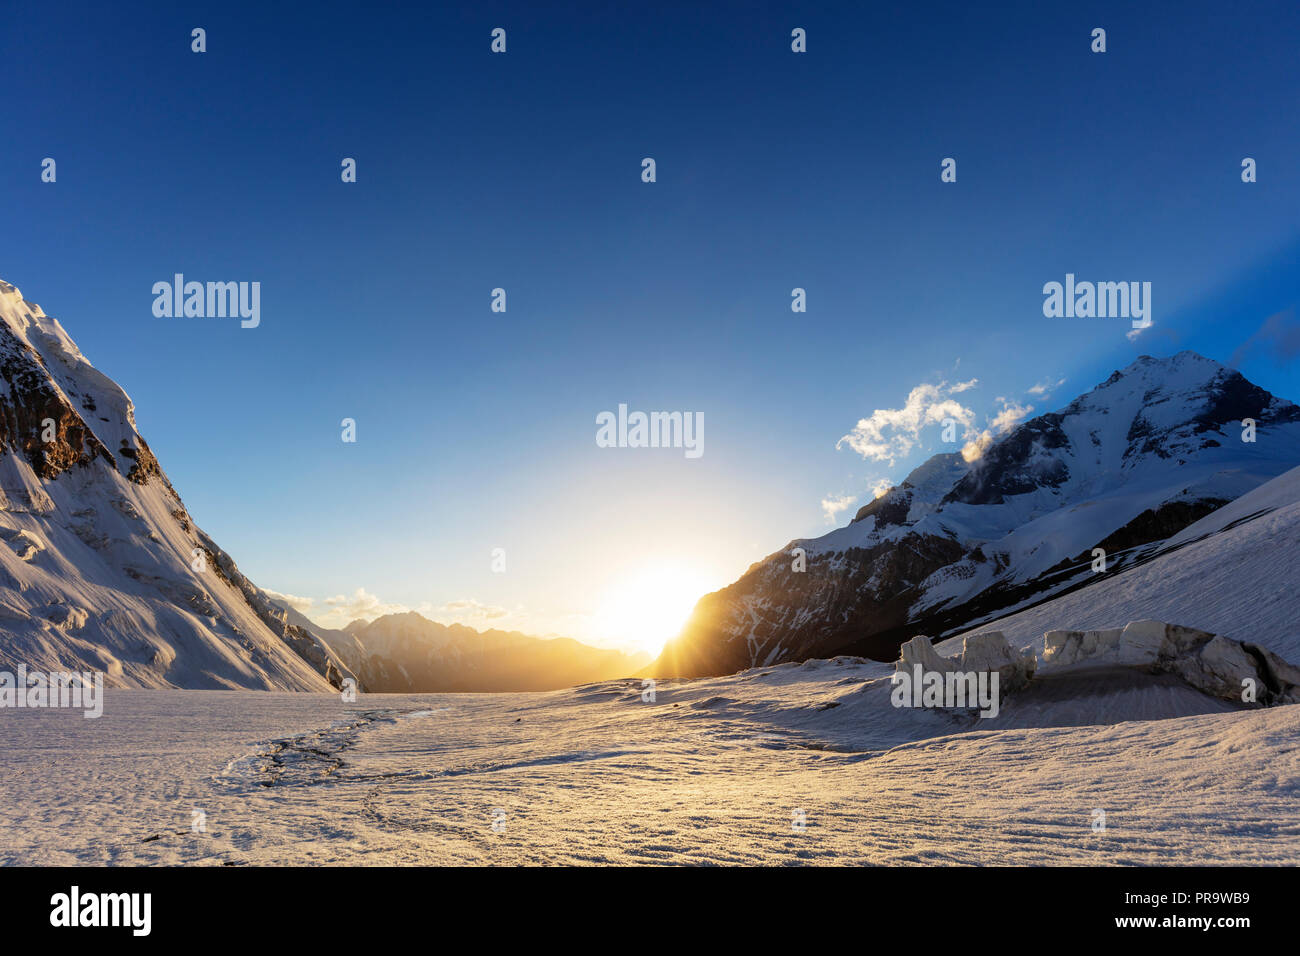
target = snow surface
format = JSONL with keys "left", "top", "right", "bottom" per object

{"left": 2, "top": 663, "right": 1295, "bottom": 864}
{"left": 6, "top": 451, "right": 1295, "bottom": 865}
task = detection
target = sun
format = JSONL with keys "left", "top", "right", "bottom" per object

{"left": 593, "top": 565, "right": 709, "bottom": 657}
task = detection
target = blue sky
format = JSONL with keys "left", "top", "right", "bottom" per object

{"left": 4, "top": 1, "right": 1299, "bottom": 651}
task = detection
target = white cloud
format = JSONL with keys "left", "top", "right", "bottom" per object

{"left": 1027, "top": 376, "right": 1066, "bottom": 397}
{"left": 286, "top": 587, "right": 522, "bottom": 633}
{"left": 262, "top": 588, "right": 314, "bottom": 614}
{"left": 961, "top": 435, "right": 992, "bottom": 463}
{"left": 434, "top": 598, "right": 511, "bottom": 623}
{"left": 837, "top": 380, "right": 978, "bottom": 466}
{"left": 991, "top": 400, "right": 1033, "bottom": 432}
{"left": 961, "top": 400, "right": 1034, "bottom": 463}
{"left": 820, "top": 481, "right": 897, "bottom": 526}
{"left": 821, "top": 494, "right": 857, "bottom": 524}
{"left": 869, "top": 478, "right": 894, "bottom": 499}
{"left": 307, "top": 587, "right": 421, "bottom": 630}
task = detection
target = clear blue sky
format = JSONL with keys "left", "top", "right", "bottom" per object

{"left": 4, "top": 1, "right": 1299, "bottom": 650}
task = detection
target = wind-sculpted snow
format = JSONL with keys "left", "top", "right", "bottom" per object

{"left": 0, "top": 279, "right": 350, "bottom": 690}
{"left": 658, "top": 352, "right": 1300, "bottom": 677}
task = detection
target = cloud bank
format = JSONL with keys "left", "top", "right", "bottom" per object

{"left": 837, "top": 379, "right": 979, "bottom": 467}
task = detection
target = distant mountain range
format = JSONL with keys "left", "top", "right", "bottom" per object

{"left": 654, "top": 351, "right": 1300, "bottom": 677}
{"left": 278, "top": 605, "right": 648, "bottom": 692}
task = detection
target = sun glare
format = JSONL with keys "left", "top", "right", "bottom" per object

{"left": 593, "top": 566, "right": 709, "bottom": 657}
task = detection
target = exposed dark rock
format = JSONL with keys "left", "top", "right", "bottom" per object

{"left": 0, "top": 324, "right": 115, "bottom": 479}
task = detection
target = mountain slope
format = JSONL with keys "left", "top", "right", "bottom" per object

{"left": 656, "top": 352, "right": 1300, "bottom": 677}
{"left": 936, "top": 462, "right": 1300, "bottom": 666}
{"left": 0, "top": 278, "right": 350, "bottom": 690}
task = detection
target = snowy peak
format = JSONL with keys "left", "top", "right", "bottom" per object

{"left": 656, "top": 351, "right": 1300, "bottom": 677}
{"left": 0, "top": 281, "right": 82, "bottom": 355}
{"left": 0, "top": 280, "right": 162, "bottom": 489}
{"left": 845, "top": 352, "right": 1290, "bottom": 539}
{"left": 857, "top": 352, "right": 1300, "bottom": 530}
{"left": 1085, "top": 351, "right": 1236, "bottom": 406}
{"left": 1062, "top": 351, "right": 1297, "bottom": 458}
{"left": 850, "top": 452, "right": 967, "bottom": 527}
{"left": 0, "top": 277, "right": 351, "bottom": 690}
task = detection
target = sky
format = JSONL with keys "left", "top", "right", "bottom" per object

{"left": 3, "top": 1, "right": 1299, "bottom": 653}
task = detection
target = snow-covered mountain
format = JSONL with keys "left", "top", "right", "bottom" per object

{"left": 0, "top": 279, "right": 351, "bottom": 690}
{"left": 940, "top": 461, "right": 1300, "bottom": 666}
{"left": 656, "top": 352, "right": 1300, "bottom": 677}
{"left": 276, "top": 605, "right": 649, "bottom": 692}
